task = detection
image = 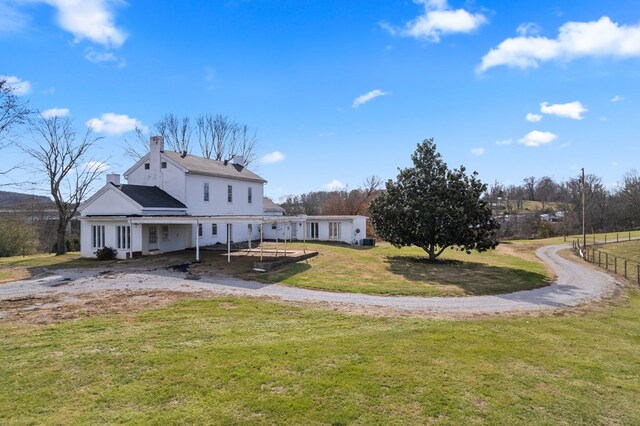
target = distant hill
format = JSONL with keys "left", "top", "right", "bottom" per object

{"left": 0, "top": 190, "right": 53, "bottom": 209}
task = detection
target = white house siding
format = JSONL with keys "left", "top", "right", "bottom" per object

{"left": 80, "top": 218, "right": 143, "bottom": 259}
{"left": 125, "top": 157, "right": 187, "bottom": 204}
{"left": 184, "top": 174, "right": 264, "bottom": 216}
{"left": 141, "top": 223, "right": 190, "bottom": 255}
{"left": 81, "top": 187, "right": 142, "bottom": 216}
{"left": 189, "top": 220, "right": 262, "bottom": 247}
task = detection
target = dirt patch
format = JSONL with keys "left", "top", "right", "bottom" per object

{"left": 0, "top": 289, "right": 206, "bottom": 325}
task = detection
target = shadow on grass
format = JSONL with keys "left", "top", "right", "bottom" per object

{"left": 244, "top": 262, "right": 313, "bottom": 284}
{"left": 385, "top": 255, "right": 549, "bottom": 296}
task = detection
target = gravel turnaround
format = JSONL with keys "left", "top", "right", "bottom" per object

{"left": 0, "top": 244, "right": 622, "bottom": 314}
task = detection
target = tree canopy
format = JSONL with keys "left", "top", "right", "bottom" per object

{"left": 369, "top": 139, "right": 499, "bottom": 260}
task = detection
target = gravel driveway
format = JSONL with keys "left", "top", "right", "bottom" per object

{"left": 0, "top": 244, "right": 622, "bottom": 314}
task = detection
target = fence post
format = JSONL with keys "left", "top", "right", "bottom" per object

{"left": 624, "top": 260, "right": 627, "bottom": 278}
{"left": 637, "top": 264, "right": 640, "bottom": 285}
{"left": 593, "top": 235, "right": 596, "bottom": 245}
{"left": 605, "top": 253, "right": 608, "bottom": 270}
{"left": 598, "top": 251, "right": 601, "bottom": 267}
{"left": 617, "top": 233, "right": 619, "bottom": 243}
{"left": 629, "top": 232, "right": 631, "bottom": 241}
{"left": 614, "top": 256, "right": 617, "bottom": 274}
{"left": 605, "top": 235, "right": 607, "bottom": 244}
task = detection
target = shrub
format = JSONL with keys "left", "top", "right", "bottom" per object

{"left": 95, "top": 246, "right": 117, "bottom": 260}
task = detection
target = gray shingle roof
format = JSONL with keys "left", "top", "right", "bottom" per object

{"left": 118, "top": 184, "right": 187, "bottom": 209}
{"left": 263, "top": 197, "right": 285, "bottom": 213}
{"left": 163, "top": 151, "right": 266, "bottom": 183}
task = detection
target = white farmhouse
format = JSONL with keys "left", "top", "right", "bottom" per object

{"left": 79, "top": 136, "right": 367, "bottom": 259}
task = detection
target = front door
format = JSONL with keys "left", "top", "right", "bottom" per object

{"left": 148, "top": 225, "right": 159, "bottom": 251}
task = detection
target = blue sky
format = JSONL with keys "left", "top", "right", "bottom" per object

{"left": 1, "top": 0, "right": 639, "bottom": 200}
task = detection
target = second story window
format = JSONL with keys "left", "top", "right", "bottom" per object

{"left": 144, "top": 163, "right": 150, "bottom": 170}
{"left": 203, "top": 182, "right": 209, "bottom": 202}
{"left": 161, "top": 161, "right": 167, "bottom": 169}
{"left": 227, "top": 185, "right": 233, "bottom": 203}
{"left": 248, "top": 187, "right": 252, "bottom": 204}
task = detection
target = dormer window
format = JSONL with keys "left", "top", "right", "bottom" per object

{"left": 144, "top": 163, "right": 150, "bottom": 170}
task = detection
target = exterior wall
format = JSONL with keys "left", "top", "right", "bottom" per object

{"left": 184, "top": 174, "right": 264, "bottom": 216}
{"left": 81, "top": 187, "right": 142, "bottom": 216}
{"left": 80, "top": 218, "right": 142, "bottom": 259}
{"left": 126, "top": 157, "right": 187, "bottom": 203}
{"left": 262, "top": 221, "right": 303, "bottom": 241}
{"left": 190, "top": 220, "right": 261, "bottom": 247}
{"left": 140, "top": 224, "right": 189, "bottom": 255}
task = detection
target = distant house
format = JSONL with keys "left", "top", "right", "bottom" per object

{"left": 79, "top": 136, "right": 367, "bottom": 259}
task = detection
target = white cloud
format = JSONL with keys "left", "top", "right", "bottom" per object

{"left": 471, "top": 148, "right": 484, "bottom": 156}
{"left": 84, "top": 160, "right": 109, "bottom": 172}
{"left": 352, "top": 89, "right": 390, "bottom": 108}
{"left": 526, "top": 113, "right": 543, "bottom": 122}
{"left": 42, "top": 108, "right": 70, "bottom": 118}
{"left": 518, "top": 130, "right": 557, "bottom": 147}
{"left": 611, "top": 95, "right": 624, "bottom": 103}
{"left": 383, "top": 0, "right": 487, "bottom": 43}
{"left": 495, "top": 138, "right": 512, "bottom": 146}
{"left": 325, "top": 179, "right": 346, "bottom": 191}
{"left": 0, "top": 75, "right": 31, "bottom": 96}
{"left": 516, "top": 22, "right": 541, "bottom": 37}
{"left": 41, "top": 0, "right": 128, "bottom": 48}
{"left": 260, "top": 151, "right": 285, "bottom": 164}
{"left": 540, "top": 101, "right": 587, "bottom": 120}
{"left": 84, "top": 48, "right": 126, "bottom": 67}
{"left": 0, "top": 2, "right": 30, "bottom": 33}
{"left": 478, "top": 17, "right": 640, "bottom": 72}
{"left": 86, "top": 113, "right": 145, "bottom": 136}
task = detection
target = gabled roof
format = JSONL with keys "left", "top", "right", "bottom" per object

{"left": 163, "top": 151, "right": 266, "bottom": 183}
{"left": 263, "top": 197, "right": 285, "bottom": 213}
{"left": 119, "top": 184, "right": 187, "bottom": 209}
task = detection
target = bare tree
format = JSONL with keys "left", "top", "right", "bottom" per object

{"left": 232, "top": 123, "right": 258, "bottom": 166}
{"left": 523, "top": 176, "right": 536, "bottom": 201}
{"left": 0, "top": 79, "right": 31, "bottom": 176}
{"left": 122, "top": 126, "right": 149, "bottom": 161}
{"left": 22, "top": 115, "right": 104, "bottom": 255}
{"left": 195, "top": 114, "right": 259, "bottom": 166}
{"left": 155, "top": 114, "right": 191, "bottom": 153}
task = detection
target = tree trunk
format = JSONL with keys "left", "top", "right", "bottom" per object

{"left": 55, "top": 218, "right": 67, "bottom": 255}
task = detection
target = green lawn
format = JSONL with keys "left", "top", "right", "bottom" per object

{"left": 0, "top": 252, "right": 118, "bottom": 283}
{"left": 2, "top": 292, "right": 640, "bottom": 424}
{"left": 243, "top": 241, "right": 551, "bottom": 297}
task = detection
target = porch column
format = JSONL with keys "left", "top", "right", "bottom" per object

{"left": 227, "top": 223, "right": 231, "bottom": 263}
{"left": 195, "top": 219, "right": 200, "bottom": 262}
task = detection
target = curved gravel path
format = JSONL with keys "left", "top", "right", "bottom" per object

{"left": 0, "top": 244, "right": 622, "bottom": 314}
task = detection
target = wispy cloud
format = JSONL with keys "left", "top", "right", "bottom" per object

{"left": 382, "top": 0, "right": 487, "bottom": 43}
{"left": 525, "top": 113, "right": 542, "bottom": 122}
{"left": 518, "top": 130, "right": 557, "bottom": 147}
{"left": 42, "top": 108, "right": 70, "bottom": 118}
{"left": 496, "top": 138, "right": 512, "bottom": 146}
{"left": 471, "top": 147, "right": 485, "bottom": 156}
{"left": 516, "top": 22, "right": 541, "bottom": 37}
{"left": 352, "top": 89, "right": 390, "bottom": 108}
{"left": 86, "top": 113, "right": 146, "bottom": 136}
{"left": 611, "top": 95, "right": 624, "bottom": 103}
{"left": 540, "top": 101, "right": 587, "bottom": 120}
{"left": 84, "top": 160, "right": 109, "bottom": 173}
{"left": 478, "top": 17, "right": 640, "bottom": 72}
{"left": 0, "top": 75, "right": 31, "bottom": 96}
{"left": 325, "top": 179, "right": 346, "bottom": 191}
{"left": 85, "top": 48, "right": 126, "bottom": 67}
{"left": 260, "top": 151, "right": 285, "bottom": 164}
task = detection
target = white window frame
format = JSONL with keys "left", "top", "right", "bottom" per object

{"left": 160, "top": 225, "right": 169, "bottom": 241}
{"left": 203, "top": 182, "right": 210, "bottom": 202}
{"left": 227, "top": 185, "right": 233, "bottom": 203}
{"left": 328, "top": 222, "right": 341, "bottom": 240}
{"left": 92, "top": 225, "right": 105, "bottom": 249}
{"left": 306, "top": 222, "right": 319, "bottom": 239}
{"left": 212, "top": 223, "right": 218, "bottom": 236}
{"left": 116, "top": 225, "right": 130, "bottom": 250}
{"left": 248, "top": 187, "right": 252, "bottom": 204}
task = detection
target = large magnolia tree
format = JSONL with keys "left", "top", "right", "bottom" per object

{"left": 370, "top": 139, "right": 499, "bottom": 260}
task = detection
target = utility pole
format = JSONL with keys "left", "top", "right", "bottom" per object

{"left": 582, "top": 168, "right": 586, "bottom": 250}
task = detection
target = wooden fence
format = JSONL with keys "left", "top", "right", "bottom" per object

{"left": 573, "top": 238, "right": 640, "bottom": 285}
